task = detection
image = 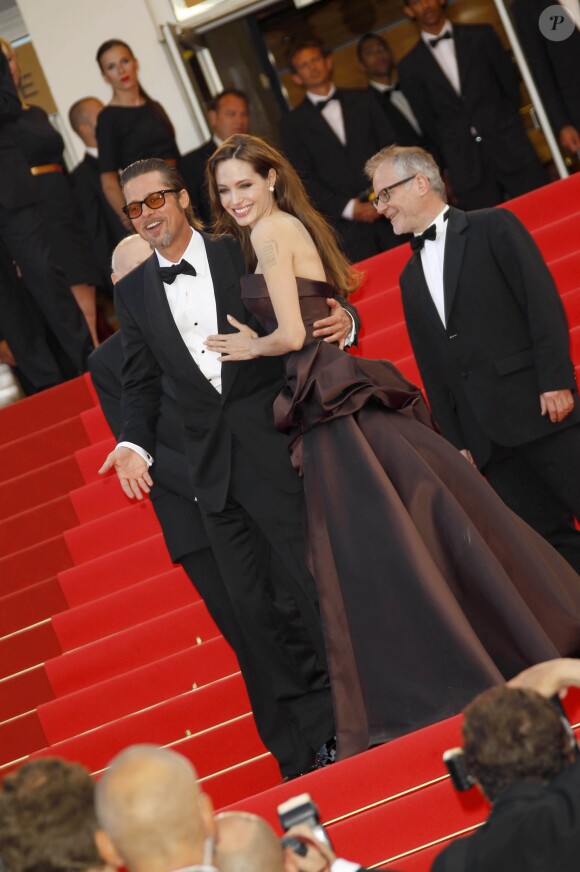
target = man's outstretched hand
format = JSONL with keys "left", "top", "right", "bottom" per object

{"left": 99, "top": 446, "right": 153, "bottom": 500}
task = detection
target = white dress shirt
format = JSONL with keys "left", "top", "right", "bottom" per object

{"left": 559, "top": 0, "right": 580, "bottom": 29}
{"left": 369, "top": 80, "right": 422, "bottom": 135}
{"left": 118, "top": 228, "right": 220, "bottom": 466}
{"left": 417, "top": 206, "right": 449, "bottom": 326}
{"left": 307, "top": 87, "right": 357, "bottom": 221}
{"left": 422, "top": 21, "right": 461, "bottom": 96}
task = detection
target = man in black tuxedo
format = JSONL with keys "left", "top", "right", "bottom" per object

{"left": 0, "top": 50, "right": 93, "bottom": 379}
{"left": 180, "top": 90, "right": 250, "bottom": 228}
{"left": 512, "top": 0, "right": 580, "bottom": 155}
{"left": 356, "top": 32, "right": 424, "bottom": 149}
{"left": 280, "top": 38, "right": 400, "bottom": 263}
{"left": 367, "top": 144, "right": 580, "bottom": 571}
{"left": 69, "top": 97, "right": 127, "bottom": 296}
{"left": 432, "top": 658, "right": 580, "bottom": 872}
{"left": 397, "top": 0, "right": 547, "bottom": 210}
{"left": 98, "top": 159, "right": 359, "bottom": 778}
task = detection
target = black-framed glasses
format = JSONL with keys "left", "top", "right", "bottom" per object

{"left": 372, "top": 175, "right": 417, "bottom": 209}
{"left": 122, "top": 189, "right": 180, "bottom": 219}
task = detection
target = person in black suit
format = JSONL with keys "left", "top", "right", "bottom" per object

{"left": 367, "top": 144, "right": 580, "bottom": 572}
{"left": 180, "top": 90, "right": 250, "bottom": 228}
{"left": 356, "top": 32, "right": 424, "bottom": 149}
{"left": 279, "top": 38, "right": 400, "bottom": 263}
{"left": 512, "top": 0, "right": 580, "bottom": 155}
{"left": 69, "top": 97, "right": 127, "bottom": 296}
{"left": 397, "top": 0, "right": 547, "bottom": 210}
{"left": 97, "top": 159, "right": 359, "bottom": 779}
{"left": 91, "top": 233, "right": 348, "bottom": 779}
{"left": 432, "top": 658, "right": 580, "bottom": 872}
{"left": 0, "top": 49, "right": 93, "bottom": 378}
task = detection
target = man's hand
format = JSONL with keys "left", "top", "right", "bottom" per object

{"left": 353, "top": 200, "right": 381, "bottom": 223}
{"left": 0, "top": 340, "right": 16, "bottom": 367}
{"left": 559, "top": 124, "right": 580, "bottom": 154}
{"left": 283, "top": 824, "right": 336, "bottom": 872}
{"left": 205, "top": 315, "right": 259, "bottom": 361}
{"left": 508, "top": 658, "right": 580, "bottom": 699}
{"left": 460, "top": 448, "right": 476, "bottom": 466}
{"left": 313, "top": 299, "right": 352, "bottom": 349}
{"left": 99, "top": 446, "right": 153, "bottom": 500}
{"left": 540, "top": 389, "right": 574, "bottom": 423}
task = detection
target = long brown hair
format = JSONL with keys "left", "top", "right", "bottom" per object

{"left": 95, "top": 39, "right": 175, "bottom": 139}
{"left": 206, "top": 134, "right": 360, "bottom": 297}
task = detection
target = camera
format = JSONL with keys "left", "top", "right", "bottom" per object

{"left": 277, "top": 792, "right": 333, "bottom": 854}
{"left": 443, "top": 747, "right": 477, "bottom": 792}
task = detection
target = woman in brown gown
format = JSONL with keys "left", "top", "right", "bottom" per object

{"left": 204, "top": 134, "right": 580, "bottom": 761}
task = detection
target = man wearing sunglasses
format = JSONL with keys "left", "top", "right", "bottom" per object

{"left": 98, "top": 158, "right": 360, "bottom": 780}
{"left": 366, "top": 144, "right": 580, "bottom": 572}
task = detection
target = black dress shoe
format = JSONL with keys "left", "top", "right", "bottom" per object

{"left": 312, "top": 736, "right": 336, "bottom": 770}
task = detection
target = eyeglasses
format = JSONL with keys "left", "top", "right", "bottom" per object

{"left": 122, "top": 189, "right": 180, "bottom": 219}
{"left": 372, "top": 175, "right": 417, "bottom": 209}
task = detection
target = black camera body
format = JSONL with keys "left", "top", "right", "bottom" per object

{"left": 277, "top": 792, "right": 332, "bottom": 854}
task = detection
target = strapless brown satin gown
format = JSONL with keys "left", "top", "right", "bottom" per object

{"left": 242, "top": 275, "right": 580, "bottom": 760}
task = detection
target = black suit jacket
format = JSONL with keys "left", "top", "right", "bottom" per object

{"left": 432, "top": 760, "right": 580, "bottom": 871}
{"left": 71, "top": 154, "right": 126, "bottom": 293}
{"left": 0, "top": 52, "right": 37, "bottom": 209}
{"left": 400, "top": 207, "right": 579, "bottom": 467}
{"left": 512, "top": 0, "right": 580, "bottom": 135}
{"left": 180, "top": 138, "right": 217, "bottom": 227}
{"left": 280, "top": 89, "right": 398, "bottom": 262}
{"left": 89, "top": 332, "right": 209, "bottom": 561}
{"left": 398, "top": 24, "right": 540, "bottom": 194}
{"left": 115, "top": 232, "right": 303, "bottom": 513}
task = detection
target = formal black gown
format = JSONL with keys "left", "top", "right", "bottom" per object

{"left": 96, "top": 103, "right": 179, "bottom": 173}
{"left": 7, "top": 105, "right": 100, "bottom": 287}
{"left": 241, "top": 274, "right": 580, "bottom": 760}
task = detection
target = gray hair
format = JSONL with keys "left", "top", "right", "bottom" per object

{"left": 365, "top": 145, "right": 447, "bottom": 200}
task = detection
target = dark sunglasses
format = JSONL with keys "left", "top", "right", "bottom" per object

{"left": 372, "top": 175, "right": 417, "bottom": 209}
{"left": 122, "top": 189, "right": 180, "bottom": 219}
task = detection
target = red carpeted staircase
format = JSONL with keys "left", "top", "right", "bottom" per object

{"left": 2, "top": 175, "right": 580, "bottom": 871}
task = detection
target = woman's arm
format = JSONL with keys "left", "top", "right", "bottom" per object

{"left": 206, "top": 217, "right": 306, "bottom": 360}
{"left": 101, "top": 172, "right": 133, "bottom": 231}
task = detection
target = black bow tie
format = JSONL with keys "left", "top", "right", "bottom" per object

{"left": 315, "top": 96, "right": 337, "bottom": 111}
{"left": 410, "top": 223, "right": 437, "bottom": 253}
{"left": 159, "top": 259, "right": 197, "bottom": 284}
{"left": 429, "top": 31, "right": 453, "bottom": 48}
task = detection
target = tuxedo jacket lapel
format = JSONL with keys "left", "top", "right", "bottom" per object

{"left": 405, "top": 253, "right": 446, "bottom": 337}
{"left": 300, "top": 98, "right": 346, "bottom": 149}
{"left": 443, "top": 208, "right": 468, "bottom": 324}
{"left": 452, "top": 26, "right": 472, "bottom": 99}
{"left": 416, "top": 41, "right": 462, "bottom": 102}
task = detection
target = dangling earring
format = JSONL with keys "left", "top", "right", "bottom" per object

{"left": 269, "top": 184, "right": 275, "bottom": 193}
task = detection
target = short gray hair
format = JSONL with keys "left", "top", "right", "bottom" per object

{"left": 365, "top": 145, "right": 446, "bottom": 200}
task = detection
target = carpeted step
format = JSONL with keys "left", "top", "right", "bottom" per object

{"left": 28, "top": 671, "right": 252, "bottom": 774}
{"left": 38, "top": 637, "right": 239, "bottom": 745}
{"left": 0, "top": 711, "right": 48, "bottom": 765}
{"left": 562, "top": 287, "right": 580, "bottom": 323}
{"left": 0, "top": 577, "right": 68, "bottom": 637}
{"left": 548, "top": 250, "right": 580, "bottom": 295}
{"left": 45, "top": 601, "right": 220, "bottom": 697}
{"left": 0, "top": 494, "right": 80, "bottom": 558}
{"left": 0, "top": 417, "right": 93, "bottom": 483}
{"left": 0, "top": 622, "right": 62, "bottom": 679}
{"left": 74, "top": 438, "right": 117, "bottom": 485}
{"left": 79, "top": 405, "right": 113, "bottom": 444}
{"left": 0, "top": 456, "right": 86, "bottom": 522}
{"left": 57, "top": 534, "right": 174, "bottom": 608}
{"left": 358, "top": 320, "right": 413, "bottom": 362}
{"left": 53, "top": 568, "right": 197, "bottom": 652}
{"left": 354, "top": 286, "right": 404, "bottom": 334}
{"left": 0, "top": 376, "right": 96, "bottom": 446}
{"left": 69, "top": 476, "right": 135, "bottom": 523}
{"left": 0, "top": 535, "right": 75, "bottom": 596}
{"left": 63, "top": 500, "right": 160, "bottom": 565}
{"left": 503, "top": 173, "right": 580, "bottom": 229}
{"left": 532, "top": 211, "right": 580, "bottom": 263}
{"left": 203, "top": 751, "right": 281, "bottom": 811}
{"left": 0, "top": 665, "right": 55, "bottom": 722}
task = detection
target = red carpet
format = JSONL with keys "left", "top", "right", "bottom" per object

{"left": 2, "top": 175, "right": 580, "bottom": 869}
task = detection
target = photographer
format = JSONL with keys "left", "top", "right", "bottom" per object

{"left": 432, "top": 658, "right": 580, "bottom": 871}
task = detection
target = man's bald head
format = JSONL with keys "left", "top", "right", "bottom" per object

{"left": 95, "top": 745, "right": 213, "bottom": 872}
{"left": 215, "top": 812, "right": 295, "bottom": 872}
{"left": 111, "top": 234, "right": 152, "bottom": 283}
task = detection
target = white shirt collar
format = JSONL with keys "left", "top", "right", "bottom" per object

{"left": 155, "top": 227, "right": 207, "bottom": 276}
{"left": 307, "top": 84, "right": 337, "bottom": 105}
{"left": 369, "top": 80, "right": 395, "bottom": 93}
{"left": 85, "top": 146, "right": 99, "bottom": 159}
{"left": 421, "top": 20, "right": 453, "bottom": 46}
{"left": 414, "top": 205, "right": 449, "bottom": 238}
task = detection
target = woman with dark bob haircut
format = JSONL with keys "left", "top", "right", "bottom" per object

{"left": 205, "top": 134, "right": 580, "bottom": 761}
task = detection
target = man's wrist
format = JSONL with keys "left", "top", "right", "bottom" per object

{"left": 117, "top": 441, "right": 154, "bottom": 466}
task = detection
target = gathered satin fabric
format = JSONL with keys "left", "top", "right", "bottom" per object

{"left": 242, "top": 275, "right": 580, "bottom": 760}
